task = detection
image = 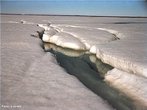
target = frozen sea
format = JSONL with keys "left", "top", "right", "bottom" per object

{"left": 1, "top": 14, "right": 147, "bottom": 109}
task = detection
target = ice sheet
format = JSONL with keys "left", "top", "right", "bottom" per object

{"left": 1, "top": 14, "right": 147, "bottom": 110}
{"left": 1, "top": 15, "right": 113, "bottom": 110}
{"left": 91, "top": 35, "right": 147, "bottom": 77}
{"left": 53, "top": 25, "right": 117, "bottom": 49}
{"left": 49, "top": 22, "right": 147, "bottom": 77}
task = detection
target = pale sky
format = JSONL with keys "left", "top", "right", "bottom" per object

{"left": 1, "top": 0, "right": 147, "bottom": 16}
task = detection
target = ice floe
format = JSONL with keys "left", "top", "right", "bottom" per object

{"left": 49, "top": 32, "right": 86, "bottom": 50}
{"left": 41, "top": 22, "right": 147, "bottom": 78}
{"left": 52, "top": 25, "right": 119, "bottom": 49}
{"left": 42, "top": 27, "right": 58, "bottom": 42}
{"left": 90, "top": 37, "right": 147, "bottom": 78}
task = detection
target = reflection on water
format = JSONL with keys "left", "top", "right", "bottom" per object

{"left": 52, "top": 51, "right": 135, "bottom": 110}
{"left": 44, "top": 42, "right": 113, "bottom": 77}
{"left": 43, "top": 42, "right": 136, "bottom": 110}
{"left": 44, "top": 43, "right": 86, "bottom": 57}
{"left": 89, "top": 55, "right": 113, "bottom": 77}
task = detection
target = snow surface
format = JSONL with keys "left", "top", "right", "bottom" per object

{"left": 1, "top": 14, "right": 147, "bottom": 109}
{"left": 42, "top": 22, "right": 147, "bottom": 78}
{"left": 91, "top": 34, "right": 147, "bottom": 77}
{"left": 42, "top": 27, "right": 58, "bottom": 42}
{"left": 1, "top": 15, "right": 113, "bottom": 110}
{"left": 47, "top": 19, "right": 147, "bottom": 78}
{"left": 105, "top": 68, "right": 147, "bottom": 109}
{"left": 36, "top": 15, "right": 147, "bottom": 108}
{"left": 54, "top": 25, "right": 117, "bottom": 49}
{"left": 45, "top": 31, "right": 86, "bottom": 50}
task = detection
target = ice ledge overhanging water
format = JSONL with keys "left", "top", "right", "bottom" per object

{"left": 38, "top": 23, "right": 147, "bottom": 78}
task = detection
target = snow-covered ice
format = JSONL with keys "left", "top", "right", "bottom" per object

{"left": 46, "top": 32, "right": 86, "bottom": 50}
{"left": 91, "top": 34, "right": 147, "bottom": 77}
{"left": 1, "top": 14, "right": 147, "bottom": 110}
{"left": 53, "top": 25, "right": 118, "bottom": 49}
{"left": 1, "top": 15, "right": 113, "bottom": 110}
{"left": 42, "top": 27, "right": 58, "bottom": 42}
{"left": 105, "top": 68, "right": 147, "bottom": 109}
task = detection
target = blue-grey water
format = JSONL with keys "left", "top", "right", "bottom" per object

{"left": 1, "top": 0, "right": 147, "bottom": 16}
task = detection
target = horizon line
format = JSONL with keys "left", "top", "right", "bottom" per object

{"left": 1, "top": 13, "right": 147, "bottom": 18}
